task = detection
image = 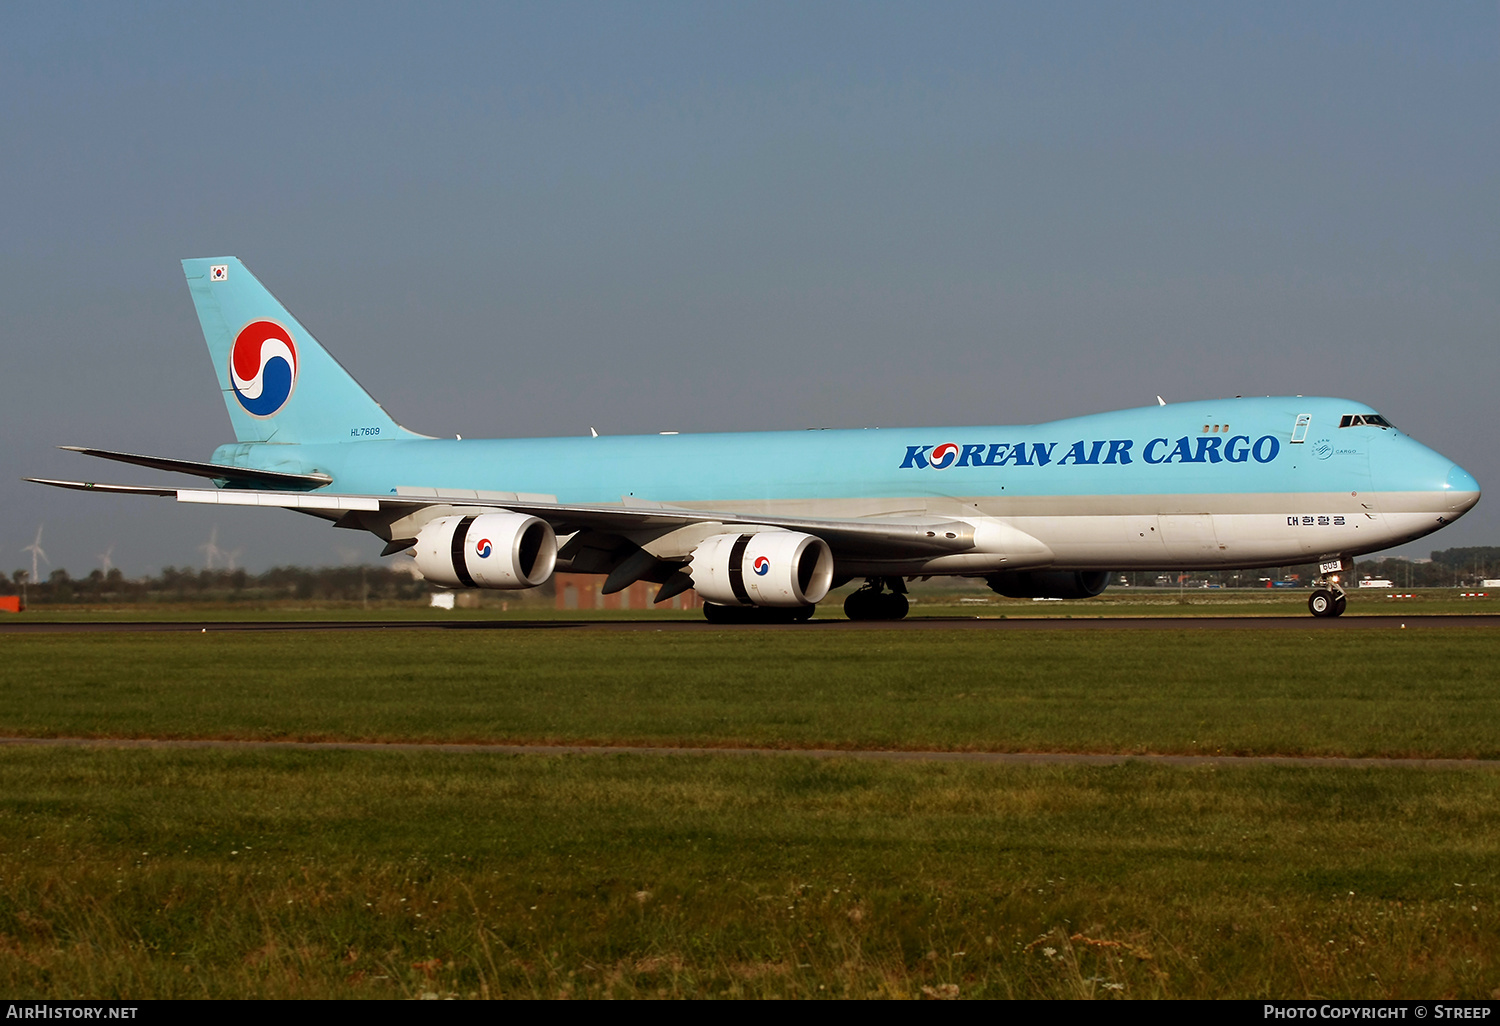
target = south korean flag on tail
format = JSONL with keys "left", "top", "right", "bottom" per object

{"left": 210, "top": 264, "right": 228, "bottom": 282}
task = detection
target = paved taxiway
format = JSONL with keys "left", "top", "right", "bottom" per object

{"left": 2, "top": 614, "right": 1498, "bottom": 633}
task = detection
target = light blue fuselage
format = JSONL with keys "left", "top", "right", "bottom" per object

{"left": 216, "top": 395, "right": 1478, "bottom": 571}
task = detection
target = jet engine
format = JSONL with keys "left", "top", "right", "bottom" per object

{"left": 690, "top": 530, "right": 834, "bottom": 608}
{"left": 985, "top": 570, "right": 1110, "bottom": 600}
{"left": 413, "top": 512, "right": 557, "bottom": 589}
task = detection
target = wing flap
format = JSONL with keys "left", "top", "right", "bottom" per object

{"left": 177, "top": 488, "right": 380, "bottom": 511}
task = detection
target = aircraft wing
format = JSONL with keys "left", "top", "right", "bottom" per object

{"left": 387, "top": 492, "right": 979, "bottom": 557}
{"left": 27, "top": 478, "right": 984, "bottom": 559}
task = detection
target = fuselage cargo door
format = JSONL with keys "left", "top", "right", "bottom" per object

{"left": 1157, "top": 513, "right": 1223, "bottom": 564}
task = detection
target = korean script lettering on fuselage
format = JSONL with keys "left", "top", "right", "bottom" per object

{"left": 899, "top": 435, "right": 1281, "bottom": 470}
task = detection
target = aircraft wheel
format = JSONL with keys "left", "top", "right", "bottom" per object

{"left": 704, "top": 603, "right": 764, "bottom": 624}
{"left": 1332, "top": 594, "right": 1347, "bottom": 617}
{"left": 703, "top": 602, "right": 815, "bottom": 624}
{"left": 702, "top": 602, "right": 737, "bottom": 624}
{"left": 1308, "top": 590, "right": 1336, "bottom": 618}
{"left": 844, "top": 589, "right": 878, "bottom": 621}
{"left": 845, "top": 588, "right": 907, "bottom": 621}
{"left": 881, "top": 592, "right": 910, "bottom": 620}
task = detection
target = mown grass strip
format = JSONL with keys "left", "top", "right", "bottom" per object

{"left": 2, "top": 629, "right": 1498, "bottom": 757}
{"left": 6, "top": 736, "right": 1500, "bottom": 771}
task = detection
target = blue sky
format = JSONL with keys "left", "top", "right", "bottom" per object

{"left": 3, "top": 2, "right": 1496, "bottom": 575}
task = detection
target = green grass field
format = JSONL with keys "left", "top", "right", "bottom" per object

{"left": 1, "top": 621, "right": 1498, "bottom": 998}
{"left": 2, "top": 629, "right": 1497, "bottom": 757}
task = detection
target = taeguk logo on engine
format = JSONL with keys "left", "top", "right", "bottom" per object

{"left": 475, "top": 538, "right": 493, "bottom": 558}
{"left": 229, "top": 320, "right": 299, "bottom": 417}
{"left": 752, "top": 556, "right": 771, "bottom": 576}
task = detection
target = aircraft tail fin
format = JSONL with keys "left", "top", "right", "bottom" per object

{"left": 181, "top": 257, "right": 424, "bottom": 445}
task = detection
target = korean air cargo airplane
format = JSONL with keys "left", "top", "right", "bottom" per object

{"left": 31, "top": 257, "right": 1481, "bottom": 621}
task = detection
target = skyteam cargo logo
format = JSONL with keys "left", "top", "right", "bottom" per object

{"left": 475, "top": 538, "right": 493, "bottom": 558}
{"left": 230, "top": 320, "right": 299, "bottom": 418}
{"left": 752, "top": 556, "right": 771, "bottom": 576}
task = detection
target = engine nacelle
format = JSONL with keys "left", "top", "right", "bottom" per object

{"left": 986, "top": 570, "right": 1110, "bottom": 600}
{"left": 690, "top": 530, "right": 834, "bottom": 608}
{"left": 414, "top": 513, "right": 557, "bottom": 589}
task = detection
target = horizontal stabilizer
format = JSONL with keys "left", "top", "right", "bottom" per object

{"left": 26, "top": 478, "right": 178, "bottom": 497}
{"left": 59, "top": 446, "right": 331, "bottom": 490}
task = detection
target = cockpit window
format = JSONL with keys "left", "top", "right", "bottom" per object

{"left": 1339, "top": 414, "right": 1393, "bottom": 429}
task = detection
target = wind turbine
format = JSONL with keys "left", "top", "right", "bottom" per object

{"left": 22, "top": 525, "right": 48, "bottom": 583}
{"left": 199, "top": 526, "right": 223, "bottom": 570}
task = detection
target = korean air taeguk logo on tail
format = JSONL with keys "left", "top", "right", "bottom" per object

{"left": 230, "top": 320, "right": 299, "bottom": 417}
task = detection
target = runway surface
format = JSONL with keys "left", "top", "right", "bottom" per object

{"left": 2, "top": 614, "right": 1498, "bottom": 633}
{"left": 1, "top": 735, "right": 1496, "bottom": 770}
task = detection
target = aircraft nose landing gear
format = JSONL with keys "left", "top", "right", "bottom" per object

{"left": 1307, "top": 579, "right": 1348, "bottom": 618}
{"left": 1307, "top": 557, "right": 1353, "bottom": 618}
{"left": 844, "top": 577, "right": 910, "bottom": 621}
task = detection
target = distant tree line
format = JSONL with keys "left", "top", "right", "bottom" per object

{"left": 1121, "top": 548, "right": 1500, "bottom": 590}
{"left": 1353, "top": 547, "right": 1500, "bottom": 589}
{"left": 3, "top": 565, "right": 435, "bottom": 605}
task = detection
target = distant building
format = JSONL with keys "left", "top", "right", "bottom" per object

{"left": 553, "top": 573, "right": 699, "bottom": 611}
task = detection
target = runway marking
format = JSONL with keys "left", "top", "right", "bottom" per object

{"left": 3, "top": 614, "right": 1499, "bottom": 633}
{"left": 1, "top": 736, "right": 1496, "bottom": 770}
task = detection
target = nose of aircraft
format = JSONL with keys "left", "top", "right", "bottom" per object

{"left": 1368, "top": 433, "right": 1481, "bottom": 522}
{"left": 1445, "top": 463, "right": 1482, "bottom": 516}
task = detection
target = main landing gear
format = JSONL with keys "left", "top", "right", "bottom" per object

{"left": 702, "top": 603, "right": 816, "bottom": 624}
{"left": 843, "top": 578, "right": 910, "bottom": 621}
{"left": 1307, "top": 579, "right": 1348, "bottom": 618}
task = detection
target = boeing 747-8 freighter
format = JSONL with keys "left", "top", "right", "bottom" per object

{"left": 30, "top": 257, "right": 1481, "bottom": 620}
